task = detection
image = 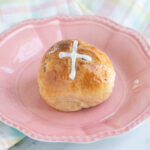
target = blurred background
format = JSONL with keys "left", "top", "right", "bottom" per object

{"left": 0, "top": 0, "right": 150, "bottom": 40}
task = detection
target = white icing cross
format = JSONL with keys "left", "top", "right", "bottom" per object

{"left": 59, "top": 40, "right": 92, "bottom": 80}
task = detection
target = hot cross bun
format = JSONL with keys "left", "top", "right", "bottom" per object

{"left": 38, "top": 39, "right": 116, "bottom": 112}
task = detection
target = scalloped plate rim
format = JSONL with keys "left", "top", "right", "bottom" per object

{"left": 0, "top": 15, "right": 150, "bottom": 143}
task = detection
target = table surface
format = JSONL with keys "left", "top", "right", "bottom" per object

{"left": 10, "top": 118, "right": 150, "bottom": 150}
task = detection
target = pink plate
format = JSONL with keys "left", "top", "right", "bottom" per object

{"left": 0, "top": 15, "right": 150, "bottom": 143}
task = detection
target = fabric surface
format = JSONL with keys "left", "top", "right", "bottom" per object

{"left": 0, "top": 0, "right": 149, "bottom": 149}
{"left": 0, "top": 122, "right": 25, "bottom": 150}
{"left": 77, "top": 0, "right": 150, "bottom": 41}
{"left": 0, "top": 0, "right": 83, "bottom": 34}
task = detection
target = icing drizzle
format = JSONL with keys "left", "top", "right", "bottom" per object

{"left": 59, "top": 40, "right": 92, "bottom": 80}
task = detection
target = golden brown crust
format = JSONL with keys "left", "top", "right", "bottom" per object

{"left": 38, "top": 39, "right": 116, "bottom": 112}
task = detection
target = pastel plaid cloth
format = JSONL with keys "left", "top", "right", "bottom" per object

{"left": 77, "top": 0, "right": 150, "bottom": 40}
{"left": 0, "top": 0, "right": 83, "bottom": 34}
{"left": 0, "top": 0, "right": 150, "bottom": 149}
{"left": 0, "top": 122, "right": 24, "bottom": 150}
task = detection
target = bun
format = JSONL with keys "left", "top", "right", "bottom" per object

{"left": 38, "top": 39, "right": 116, "bottom": 112}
